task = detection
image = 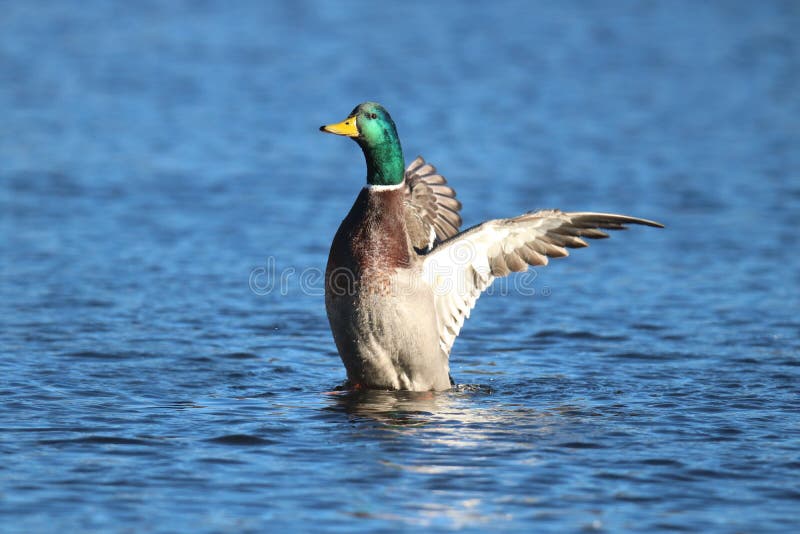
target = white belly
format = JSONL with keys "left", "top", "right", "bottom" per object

{"left": 325, "top": 269, "right": 450, "bottom": 391}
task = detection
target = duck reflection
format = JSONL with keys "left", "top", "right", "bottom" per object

{"left": 326, "top": 387, "right": 458, "bottom": 427}
{"left": 324, "top": 384, "right": 554, "bottom": 439}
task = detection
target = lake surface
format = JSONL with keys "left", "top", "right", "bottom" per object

{"left": 1, "top": 1, "right": 799, "bottom": 532}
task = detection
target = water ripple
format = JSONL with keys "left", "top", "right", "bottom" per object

{"left": 1, "top": 1, "right": 797, "bottom": 532}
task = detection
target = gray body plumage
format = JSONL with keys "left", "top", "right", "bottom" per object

{"left": 326, "top": 267, "right": 449, "bottom": 390}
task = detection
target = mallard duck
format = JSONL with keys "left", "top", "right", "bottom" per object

{"left": 320, "top": 102, "right": 663, "bottom": 391}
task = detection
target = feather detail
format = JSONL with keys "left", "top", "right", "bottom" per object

{"left": 403, "top": 156, "right": 463, "bottom": 253}
{"left": 423, "top": 210, "right": 663, "bottom": 355}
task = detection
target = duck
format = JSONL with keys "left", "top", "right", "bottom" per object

{"left": 320, "top": 102, "right": 663, "bottom": 392}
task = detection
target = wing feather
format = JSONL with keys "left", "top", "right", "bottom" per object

{"left": 403, "top": 156, "right": 463, "bottom": 253}
{"left": 422, "top": 210, "right": 663, "bottom": 355}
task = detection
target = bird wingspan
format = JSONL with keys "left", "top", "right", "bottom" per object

{"left": 421, "top": 210, "right": 664, "bottom": 356}
{"left": 403, "top": 156, "right": 463, "bottom": 253}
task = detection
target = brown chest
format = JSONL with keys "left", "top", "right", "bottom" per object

{"left": 326, "top": 188, "right": 411, "bottom": 294}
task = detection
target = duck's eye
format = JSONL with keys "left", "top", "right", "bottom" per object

{"left": 370, "top": 113, "right": 378, "bottom": 119}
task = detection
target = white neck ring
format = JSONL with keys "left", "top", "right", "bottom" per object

{"left": 364, "top": 181, "right": 405, "bottom": 192}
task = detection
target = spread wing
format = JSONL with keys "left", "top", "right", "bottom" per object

{"left": 403, "top": 156, "right": 463, "bottom": 253}
{"left": 421, "top": 210, "right": 664, "bottom": 356}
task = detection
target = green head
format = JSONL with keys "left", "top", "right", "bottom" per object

{"left": 320, "top": 102, "right": 405, "bottom": 187}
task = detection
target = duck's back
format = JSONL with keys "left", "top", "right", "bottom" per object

{"left": 325, "top": 187, "right": 449, "bottom": 390}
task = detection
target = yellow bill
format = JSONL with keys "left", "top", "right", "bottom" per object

{"left": 320, "top": 116, "right": 359, "bottom": 137}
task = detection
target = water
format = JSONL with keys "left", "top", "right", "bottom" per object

{"left": 1, "top": 1, "right": 799, "bottom": 531}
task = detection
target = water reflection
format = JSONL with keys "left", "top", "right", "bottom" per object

{"left": 325, "top": 384, "right": 517, "bottom": 424}
{"left": 321, "top": 387, "right": 565, "bottom": 528}
{"left": 326, "top": 388, "right": 455, "bottom": 426}
{"left": 324, "top": 385, "right": 559, "bottom": 448}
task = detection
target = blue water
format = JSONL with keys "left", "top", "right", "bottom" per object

{"left": 2, "top": 1, "right": 799, "bottom": 531}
